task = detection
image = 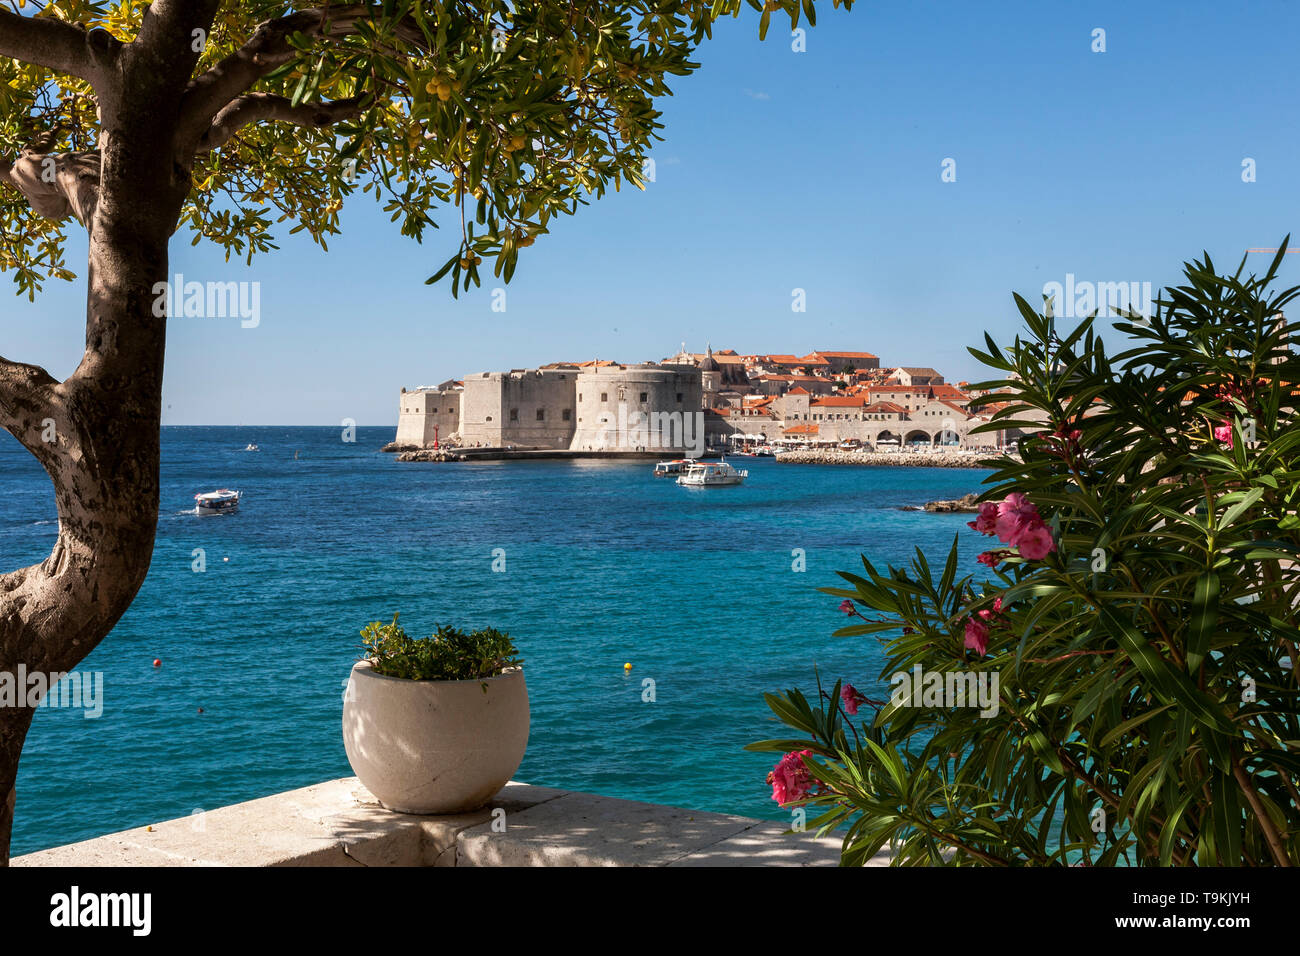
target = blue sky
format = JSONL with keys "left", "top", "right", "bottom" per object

{"left": 5, "top": 0, "right": 1300, "bottom": 424}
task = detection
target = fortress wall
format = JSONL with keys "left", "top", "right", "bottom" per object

{"left": 459, "top": 370, "right": 577, "bottom": 448}
{"left": 459, "top": 373, "right": 507, "bottom": 446}
{"left": 396, "top": 389, "right": 461, "bottom": 447}
{"left": 570, "top": 365, "right": 703, "bottom": 452}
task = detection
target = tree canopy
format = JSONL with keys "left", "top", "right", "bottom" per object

{"left": 0, "top": 0, "right": 849, "bottom": 300}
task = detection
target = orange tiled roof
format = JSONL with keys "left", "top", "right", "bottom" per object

{"left": 813, "top": 350, "right": 879, "bottom": 359}
{"left": 928, "top": 384, "right": 970, "bottom": 401}
{"left": 784, "top": 424, "right": 820, "bottom": 435}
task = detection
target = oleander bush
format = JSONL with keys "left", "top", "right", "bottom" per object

{"left": 752, "top": 245, "right": 1300, "bottom": 866}
{"left": 360, "top": 614, "right": 521, "bottom": 682}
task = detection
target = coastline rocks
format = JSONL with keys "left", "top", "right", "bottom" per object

{"left": 381, "top": 442, "right": 419, "bottom": 453}
{"left": 918, "top": 492, "right": 981, "bottom": 513}
{"left": 395, "top": 448, "right": 466, "bottom": 462}
{"left": 775, "top": 450, "right": 1000, "bottom": 469}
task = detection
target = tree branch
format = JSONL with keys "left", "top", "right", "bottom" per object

{"left": 0, "top": 10, "right": 119, "bottom": 85}
{"left": 196, "top": 93, "right": 367, "bottom": 153}
{"left": 0, "top": 354, "right": 61, "bottom": 468}
{"left": 0, "top": 149, "right": 100, "bottom": 228}
{"left": 176, "top": 5, "right": 427, "bottom": 152}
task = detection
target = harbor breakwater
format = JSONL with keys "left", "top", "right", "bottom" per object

{"left": 775, "top": 450, "right": 1005, "bottom": 468}
{"left": 394, "top": 446, "right": 673, "bottom": 462}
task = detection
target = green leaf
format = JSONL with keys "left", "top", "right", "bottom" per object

{"left": 1186, "top": 571, "right": 1220, "bottom": 673}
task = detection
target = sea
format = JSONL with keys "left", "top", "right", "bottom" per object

{"left": 0, "top": 426, "right": 993, "bottom": 855}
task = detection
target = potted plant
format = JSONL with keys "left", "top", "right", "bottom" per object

{"left": 342, "top": 615, "right": 528, "bottom": 814}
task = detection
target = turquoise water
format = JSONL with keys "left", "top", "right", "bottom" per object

{"left": 0, "top": 427, "right": 992, "bottom": 855}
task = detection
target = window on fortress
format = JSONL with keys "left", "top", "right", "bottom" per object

{"left": 601, "top": 392, "right": 608, "bottom": 402}
{"left": 639, "top": 392, "right": 648, "bottom": 403}
{"left": 536, "top": 409, "right": 545, "bottom": 421}
{"left": 676, "top": 393, "right": 683, "bottom": 402}
{"left": 510, "top": 409, "right": 519, "bottom": 421}
{"left": 563, "top": 409, "right": 571, "bottom": 421}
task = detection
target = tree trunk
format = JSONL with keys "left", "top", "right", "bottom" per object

{"left": 0, "top": 273, "right": 165, "bottom": 863}
{"left": 0, "top": 707, "right": 34, "bottom": 865}
{"left": 0, "top": 100, "right": 185, "bottom": 864}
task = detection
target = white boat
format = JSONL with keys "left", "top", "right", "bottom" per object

{"left": 653, "top": 458, "right": 696, "bottom": 477}
{"left": 244, "top": 443, "right": 259, "bottom": 451}
{"left": 677, "top": 461, "right": 747, "bottom": 486}
{"left": 195, "top": 489, "right": 241, "bottom": 514}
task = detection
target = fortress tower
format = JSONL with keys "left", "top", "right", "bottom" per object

{"left": 570, "top": 364, "right": 704, "bottom": 452}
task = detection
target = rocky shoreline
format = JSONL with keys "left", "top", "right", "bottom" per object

{"left": 902, "top": 492, "right": 982, "bottom": 513}
{"left": 774, "top": 450, "right": 1002, "bottom": 468}
{"left": 394, "top": 448, "right": 466, "bottom": 462}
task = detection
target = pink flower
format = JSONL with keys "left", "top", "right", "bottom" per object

{"left": 838, "top": 599, "right": 856, "bottom": 616}
{"left": 1214, "top": 422, "right": 1233, "bottom": 448}
{"left": 1016, "top": 523, "right": 1057, "bottom": 561}
{"left": 768, "top": 750, "right": 815, "bottom": 805}
{"left": 995, "top": 492, "right": 1042, "bottom": 545}
{"left": 976, "top": 595, "right": 1006, "bottom": 623}
{"left": 841, "top": 683, "right": 867, "bottom": 715}
{"left": 977, "top": 550, "right": 1003, "bottom": 568}
{"left": 968, "top": 501, "right": 999, "bottom": 535}
{"left": 964, "top": 618, "right": 989, "bottom": 657}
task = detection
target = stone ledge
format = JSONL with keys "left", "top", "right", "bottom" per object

{"left": 13, "top": 777, "right": 879, "bottom": 867}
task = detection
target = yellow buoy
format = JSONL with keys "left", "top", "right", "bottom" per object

{"left": 623, "top": 662, "right": 632, "bottom": 671}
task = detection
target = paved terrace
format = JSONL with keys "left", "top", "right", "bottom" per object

{"left": 14, "top": 778, "right": 887, "bottom": 867}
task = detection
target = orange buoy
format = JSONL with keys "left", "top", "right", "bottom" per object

{"left": 152, "top": 659, "right": 161, "bottom": 668}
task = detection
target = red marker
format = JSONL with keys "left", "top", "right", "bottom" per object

{"left": 152, "top": 659, "right": 161, "bottom": 668}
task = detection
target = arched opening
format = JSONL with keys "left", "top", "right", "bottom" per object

{"left": 904, "top": 429, "right": 932, "bottom": 447}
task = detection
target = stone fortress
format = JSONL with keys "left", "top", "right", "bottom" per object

{"left": 395, "top": 346, "right": 1036, "bottom": 454}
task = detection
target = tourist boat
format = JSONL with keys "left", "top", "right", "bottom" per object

{"left": 195, "top": 489, "right": 241, "bottom": 514}
{"left": 653, "top": 459, "right": 696, "bottom": 477}
{"left": 676, "top": 461, "right": 747, "bottom": 486}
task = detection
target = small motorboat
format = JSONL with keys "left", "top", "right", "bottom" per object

{"left": 677, "top": 461, "right": 747, "bottom": 487}
{"left": 244, "top": 443, "right": 259, "bottom": 451}
{"left": 195, "top": 489, "right": 241, "bottom": 514}
{"left": 653, "top": 459, "right": 696, "bottom": 477}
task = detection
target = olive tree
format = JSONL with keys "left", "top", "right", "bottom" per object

{"left": 0, "top": 0, "right": 848, "bottom": 862}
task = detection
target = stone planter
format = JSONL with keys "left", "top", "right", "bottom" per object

{"left": 342, "top": 660, "right": 529, "bottom": 814}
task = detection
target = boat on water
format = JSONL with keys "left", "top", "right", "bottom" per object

{"left": 677, "top": 461, "right": 747, "bottom": 487}
{"left": 244, "top": 443, "right": 259, "bottom": 451}
{"left": 195, "top": 489, "right": 241, "bottom": 514}
{"left": 653, "top": 458, "right": 696, "bottom": 477}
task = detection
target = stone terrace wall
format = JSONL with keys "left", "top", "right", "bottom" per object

{"left": 12, "top": 777, "right": 889, "bottom": 868}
